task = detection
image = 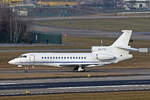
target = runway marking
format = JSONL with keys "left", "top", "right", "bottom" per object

{"left": 0, "top": 83, "right": 16, "bottom": 85}
{"left": 48, "top": 84, "right": 150, "bottom": 90}
{"left": 1, "top": 84, "right": 150, "bottom": 96}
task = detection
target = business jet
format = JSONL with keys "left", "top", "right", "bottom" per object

{"left": 8, "top": 30, "right": 148, "bottom": 72}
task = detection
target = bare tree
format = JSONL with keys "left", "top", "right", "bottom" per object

{"left": 0, "top": 8, "right": 28, "bottom": 43}
{"left": 0, "top": 8, "right": 11, "bottom": 43}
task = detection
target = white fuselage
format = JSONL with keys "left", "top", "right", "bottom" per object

{"left": 9, "top": 53, "right": 101, "bottom": 67}
{"left": 8, "top": 46, "right": 133, "bottom": 68}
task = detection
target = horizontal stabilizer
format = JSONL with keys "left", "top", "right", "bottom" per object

{"left": 117, "top": 46, "right": 149, "bottom": 53}
{"left": 139, "top": 48, "right": 149, "bottom": 53}
{"left": 116, "top": 46, "right": 138, "bottom": 51}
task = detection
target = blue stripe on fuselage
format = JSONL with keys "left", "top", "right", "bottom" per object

{"left": 20, "top": 61, "right": 98, "bottom": 64}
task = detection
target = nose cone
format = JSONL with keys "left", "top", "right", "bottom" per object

{"left": 8, "top": 59, "right": 16, "bottom": 65}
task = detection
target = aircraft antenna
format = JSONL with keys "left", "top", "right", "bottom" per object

{"left": 101, "top": 40, "right": 103, "bottom": 46}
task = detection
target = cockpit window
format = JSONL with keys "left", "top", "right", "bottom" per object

{"left": 23, "top": 55, "right": 27, "bottom": 58}
{"left": 19, "top": 55, "right": 27, "bottom": 58}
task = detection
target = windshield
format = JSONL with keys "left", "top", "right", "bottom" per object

{"left": 19, "top": 55, "right": 27, "bottom": 58}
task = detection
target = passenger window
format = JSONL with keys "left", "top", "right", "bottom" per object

{"left": 70, "top": 57, "right": 72, "bottom": 59}
{"left": 73, "top": 57, "right": 75, "bottom": 59}
{"left": 67, "top": 57, "right": 69, "bottom": 59}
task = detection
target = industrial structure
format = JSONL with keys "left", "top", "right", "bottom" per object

{"left": 0, "top": 0, "right": 150, "bottom": 17}
{"left": 37, "top": 0, "right": 78, "bottom": 6}
{"left": 30, "top": 32, "right": 62, "bottom": 44}
{"left": 123, "top": 0, "right": 150, "bottom": 9}
{"left": 0, "top": 0, "right": 150, "bottom": 10}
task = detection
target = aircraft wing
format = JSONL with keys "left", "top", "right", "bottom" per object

{"left": 59, "top": 64, "right": 93, "bottom": 67}
{"left": 59, "top": 62, "right": 111, "bottom": 68}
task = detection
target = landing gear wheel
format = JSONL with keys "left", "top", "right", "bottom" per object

{"left": 73, "top": 66, "right": 79, "bottom": 72}
{"left": 24, "top": 66, "right": 28, "bottom": 73}
{"left": 78, "top": 67, "right": 85, "bottom": 72}
{"left": 73, "top": 66, "right": 85, "bottom": 72}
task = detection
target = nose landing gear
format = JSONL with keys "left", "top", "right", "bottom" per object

{"left": 17, "top": 65, "right": 35, "bottom": 73}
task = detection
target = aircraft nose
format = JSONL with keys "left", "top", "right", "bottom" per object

{"left": 8, "top": 59, "right": 16, "bottom": 64}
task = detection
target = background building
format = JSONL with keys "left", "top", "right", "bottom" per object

{"left": 123, "top": 0, "right": 150, "bottom": 10}
{"left": 1, "top": 0, "right": 150, "bottom": 17}
{"left": 37, "top": 0, "right": 79, "bottom": 7}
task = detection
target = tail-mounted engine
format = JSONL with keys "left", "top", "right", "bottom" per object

{"left": 96, "top": 54, "right": 116, "bottom": 61}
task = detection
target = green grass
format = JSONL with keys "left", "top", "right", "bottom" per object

{"left": 1, "top": 91, "right": 150, "bottom": 100}
{"left": 34, "top": 18, "right": 150, "bottom": 32}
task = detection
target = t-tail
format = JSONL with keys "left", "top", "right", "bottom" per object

{"left": 110, "top": 30, "right": 133, "bottom": 62}
{"left": 111, "top": 30, "right": 148, "bottom": 53}
{"left": 112, "top": 30, "right": 132, "bottom": 47}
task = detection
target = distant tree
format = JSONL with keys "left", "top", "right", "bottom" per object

{"left": 0, "top": 8, "right": 28, "bottom": 43}
{"left": 0, "top": 8, "right": 11, "bottom": 43}
{"left": 16, "top": 19, "right": 32, "bottom": 43}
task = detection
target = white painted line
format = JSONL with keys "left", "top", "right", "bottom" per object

{"left": 48, "top": 85, "right": 150, "bottom": 90}
{"left": 0, "top": 83, "right": 17, "bottom": 85}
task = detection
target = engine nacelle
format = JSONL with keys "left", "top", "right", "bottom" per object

{"left": 96, "top": 54, "right": 116, "bottom": 60}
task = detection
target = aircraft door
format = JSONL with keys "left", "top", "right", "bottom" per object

{"left": 29, "top": 55, "right": 35, "bottom": 65}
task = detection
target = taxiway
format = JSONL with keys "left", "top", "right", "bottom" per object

{"left": 1, "top": 68, "right": 150, "bottom": 96}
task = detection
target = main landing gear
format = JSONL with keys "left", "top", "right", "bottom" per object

{"left": 73, "top": 66, "right": 85, "bottom": 72}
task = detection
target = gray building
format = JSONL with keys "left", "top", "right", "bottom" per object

{"left": 78, "top": 0, "right": 150, "bottom": 10}
{"left": 123, "top": 0, "right": 150, "bottom": 9}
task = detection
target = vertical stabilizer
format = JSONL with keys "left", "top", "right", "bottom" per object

{"left": 112, "top": 30, "right": 132, "bottom": 47}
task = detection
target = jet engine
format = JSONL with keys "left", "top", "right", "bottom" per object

{"left": 96, "top": 54, "right": 116, "bottom": 60}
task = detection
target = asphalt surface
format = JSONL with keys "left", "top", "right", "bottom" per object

{"left": 1, "top": 75, "right": 150, "bottom": 96}
{"left": 1, "top": 79, "right": 150, "bottom": 90}
{"left": 0, "top": 49, "right": 90, "bottom": 52}
{"left": 1, "top": 68, "right": 150, "bottom": 74}
{"left": 0, "top": 48, "right": 149, "bottom": 53}
{"left": 1, "top": 68, "right": 150, "bottom": 96}
{"left": 28, "top": 16, "right": 150, "bottom": 40}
